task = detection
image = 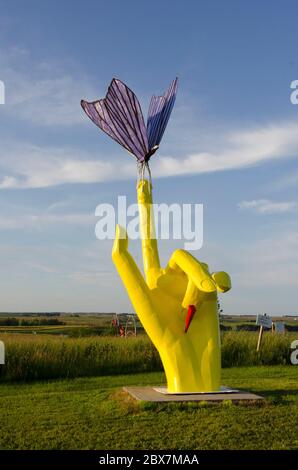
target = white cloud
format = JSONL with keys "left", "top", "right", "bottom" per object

{"left": 9, "top": 75, "right": 90, "bottom": 126}
{"left": 0, "top": 211, "right": 95, "bottom": 230}
{"left": 68, "top": 270, "right": 115, "bottom": 284}
{"left": 238, "top": 199, "right": 298, "bottom": 214}
{"left": 0, "top": 142, "right": 134, "bottom": 189}
{"left": 31, "top": 264, "right": 115, "bottom": 285}
{"left": 30, "top": 263, "right": 59, "bottom": 274}
{"left": 45, "top": 199, "right": 73, "bottom": 213}
{"left": 0, "top": 119, "right": 298, "bottom": 189}
{"left": 0, "top": 46, "right": 98, "bottom": 126}
{"left": 153, "top": 121, "right": 298, "bottom": 177}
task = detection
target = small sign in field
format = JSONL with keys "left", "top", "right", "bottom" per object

{"left": 256, "top": 314, "right": 272, "bottom": 352}
{"left": 273, "top": 322, "right": 285, "bottom": 333}
{"left": 256, "top": 314, "right": 272, "bottom": 329}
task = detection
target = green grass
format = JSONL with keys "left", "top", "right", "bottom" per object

{"left": 0, "top": 332, "right": 296, "bottom": 382}
{"left": 0, "top": 366, "right": 297, "bottom": 450}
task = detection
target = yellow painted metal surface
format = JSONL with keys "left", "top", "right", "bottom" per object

{"left": 112, "top": 180, "right": 231, "bottom": 392}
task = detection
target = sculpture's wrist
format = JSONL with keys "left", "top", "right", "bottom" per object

{"left": 159, "top": 339, "right": 221, "bottom": 393}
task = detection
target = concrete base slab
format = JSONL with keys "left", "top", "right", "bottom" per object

{"left": 154, "top": 386, "right": 238, "bottom": 395}
{"left": 123, "top": 386, "right": 264, "bottom": 403}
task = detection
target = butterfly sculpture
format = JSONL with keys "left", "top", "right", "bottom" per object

{"left": 81, "top": 77, "right": 178, "bottom": 183}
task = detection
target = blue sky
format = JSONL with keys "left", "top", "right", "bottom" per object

{"left": 0, "top": 0, "right": 297, "bottom": 315}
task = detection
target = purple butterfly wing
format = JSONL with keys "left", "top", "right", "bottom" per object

{"left": 147, "top": 78, "right": 178, "bottom": 151}
{"left": 81, "top": 79, "right": 149, "bottom": 162}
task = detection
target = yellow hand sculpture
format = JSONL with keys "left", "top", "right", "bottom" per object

{"left": 112, "top": 180, "right": 231, "bottom": 393}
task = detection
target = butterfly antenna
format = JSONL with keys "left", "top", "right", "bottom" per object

{"left": 142, "top": 164, "right": 145, "bottom": 187}
{"left": 137, "top": 163, "right": 145, "bottom": 191}
{"left": 136, "top": 162, "right": 142, "bottom": 190}
{"left": 145, "top": 162, "right": 152, "bottom": 192}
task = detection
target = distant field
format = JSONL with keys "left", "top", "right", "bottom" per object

{"left": 0, "top": 313, "right": 143, "bottom": 336}
{"left": 0, "top": 313, "right": 296, "bottom": 337}
{"left": 0, "top": 331, "right": 296, "bottom": 382}
{"left": 0, "top": 366, "right": 297, "bottom": 450}
{"left": 0, "top": 314, "right": 113, "bottom": 335}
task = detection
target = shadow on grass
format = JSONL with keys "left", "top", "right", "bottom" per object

{"left": 259, "top": 389, "right": 298, "bottom": 396}
{"left": 255, "top": 389, "right": 298, "bottom": 405}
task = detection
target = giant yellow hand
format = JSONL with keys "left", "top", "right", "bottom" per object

{"left": 112, "top": 180, "right": 231, "bottom": 393}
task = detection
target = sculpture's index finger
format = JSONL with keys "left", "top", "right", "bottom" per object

{"left": 137, "top": 180, "right": 161, "bottom": 288}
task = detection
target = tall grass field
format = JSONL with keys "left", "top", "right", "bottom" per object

{"left": 0, "top": 331, "right": 295, "bottom": 382}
